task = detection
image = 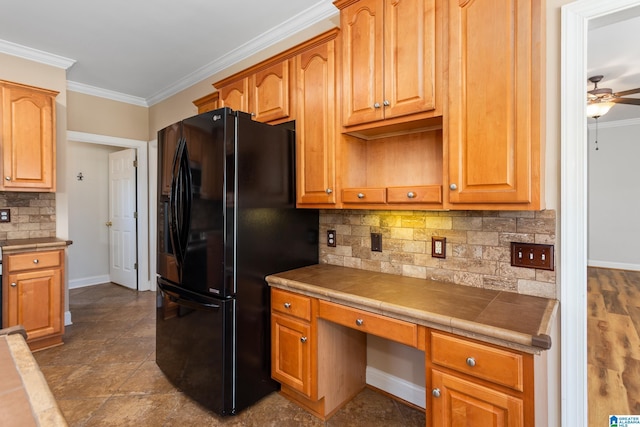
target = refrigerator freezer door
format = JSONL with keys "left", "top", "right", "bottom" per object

{"left": 156, "top": 279, "right": 235, "bottom": 415}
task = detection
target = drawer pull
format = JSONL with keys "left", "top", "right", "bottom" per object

{"left": 283, "top": 302, "right": 291, "bottom": 309}
{"left": 300, "top": 336, "right": 308, "bottom": 343}
{"left": 432, "top": 388, "right": 441, "bottom": 398}
{"left": 357, "top": 193, "right": 365, "bottom": 199}
{"left": 355, "top": 318, "right": 364, "bottom": 326}
{"left": 11, "top": 282, "right": 16, "bottom": 287}
{"left": 33, "top": 259, "right": 39, "bottom": 264}
{"left": 466, "top": 357, "right": 476, "bottom": 367}
{"left": 407, "top": 191, "right": 416, "bottom": 199}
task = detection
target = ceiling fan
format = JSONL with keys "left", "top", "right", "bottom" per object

{"left": 587, "top": 75, "right": 640, "bottom": 118}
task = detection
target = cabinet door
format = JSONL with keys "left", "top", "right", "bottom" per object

{"left": 5, "top": 268, "right": 62, "bottom": 342}
{"left": 271, "top": 312, "right": 313, "bottom": 398}
{"left": 383, "top": 0, "right": 438, "bottom": 119}
{"left": 431, "top": 370, "right": 524, "bottom": 427}
{"left": 0, "top": 82, "right": 57, "bottom": 191}
{"left": 251, "top": 61, "right": 291, "bottom": 123}
{"left": 447, "top": 0, "right": 543, "bottom": 208}
{"left": 295, "top": 41, "right": 337, "bottom": 206}
{"left": 219, "top": 78, "right": 249, "bottom": 113}
{"left": 340, "top": 0, "right": 385, "bottom": 126}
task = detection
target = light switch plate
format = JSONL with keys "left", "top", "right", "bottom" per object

{"left": 432, "top": 236, "right": 446, "bottom": 258}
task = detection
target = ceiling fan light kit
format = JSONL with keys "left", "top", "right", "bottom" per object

{"left": 586, "top": 75, "right": 640, "bottom": 118}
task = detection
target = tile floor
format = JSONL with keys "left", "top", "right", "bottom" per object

{"left": 34, "top": 283, "right": 426, "bottom": 426}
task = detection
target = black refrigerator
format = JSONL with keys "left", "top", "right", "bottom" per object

{"left": 155, "top": 107, "right": 318, "bottom": 415}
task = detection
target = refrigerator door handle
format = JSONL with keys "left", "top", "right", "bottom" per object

{"left": 169, "top": 137, "right": 192, "bottom": 271}
{"left": 158, "top": 281, "right": 221, "bottom": 311}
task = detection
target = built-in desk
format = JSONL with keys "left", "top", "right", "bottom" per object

{"left": 266, "top": 264, "right": 558, "bottom": 427}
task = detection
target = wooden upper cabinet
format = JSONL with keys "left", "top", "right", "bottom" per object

{"left": 218, "top": 77, "right": 250, "bottom": 113}
{"left": 446, "top": 0, "right": 544, "bottom": 210}
{"left": 214, "top": 60, "right": 293, "bottom": 124}
{"left": 193, "top": 91, "right": 219, "bottom": 114}
{"left": 295, "top": 38, "right": 338, "bottom": 206}
{"left": 251, "top": 60, "right": 292, "bottom": 123}
{"left": 0, "top": 80, "right": 58, "bottom": 192}
{"left": 336, "top": 0, "right": 441, "bottom": 128}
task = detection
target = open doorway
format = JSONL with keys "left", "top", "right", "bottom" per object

{"left": 561, "top": 0, "right": 640, "bottom": 425}
{"left": 66, "top": 131, "right": 151, "bottom": 295}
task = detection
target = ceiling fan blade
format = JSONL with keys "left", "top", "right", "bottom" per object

{"left": 614, "top": 88, "right": 640, "bottom": 97}
{"left": 612, "top": 97, "right": 640, "bottom": 105}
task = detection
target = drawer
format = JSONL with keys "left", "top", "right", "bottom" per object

{"left": 7, "top": 250, "right": 62, "bottom": 272}
{"left": 386, "top": 185, "right": 442, "bottom": 204}
{"left": 271, "top": 288, "right": 312, "bottom": 322}
{"left": 430, "top": 331, "right": 524, "bottom": 391}
{"left": 342, "top": 188, "right": 386, "bottom": 204}
{"left": 318, "top": 300, "right": 417, "bottom": 347}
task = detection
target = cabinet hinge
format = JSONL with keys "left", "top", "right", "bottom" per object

{"left": 134, "top": 263, "right": 138, "bottom": 270}
{"left": 134, "top": 212, "right": 138, "bottom": 219}
{"left": 133, "top": 159, "right": 138, "bottom": 168}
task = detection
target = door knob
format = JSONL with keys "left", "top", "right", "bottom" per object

{"left": 105, "top": 221, "right": 113, "bottom": 227}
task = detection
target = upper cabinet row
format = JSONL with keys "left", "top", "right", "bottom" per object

{"left": 0, "top": 80, "right": 58, "bottom": 192}
{"left": 194, "top": 0, "right": 545, "bottom": 211}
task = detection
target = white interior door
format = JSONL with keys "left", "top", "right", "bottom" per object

{"left": 108, "top": 148, "right": 138, "bottom": 289}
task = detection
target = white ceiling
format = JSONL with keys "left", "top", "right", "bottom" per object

{"left": 0, "top": 1, "right": 638, "bottom": 118}
{"left": 0, "top": 0, "right": 337, "bottom": 106}
{"left": 588, "top": 6, "right": 640, "bottom": 122}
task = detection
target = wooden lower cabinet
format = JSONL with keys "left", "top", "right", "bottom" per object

{"left": 2, "top": 249, "right": 65, "bottom": 351}
{"left": 427, "top": 330, "right": 534, "bottom": 427}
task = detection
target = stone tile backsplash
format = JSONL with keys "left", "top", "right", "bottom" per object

{"left": 319, "top": 209, "right": 556, "bottom": 299}
{"left": 0, "top": 192, "right": 56, "bottom": 240}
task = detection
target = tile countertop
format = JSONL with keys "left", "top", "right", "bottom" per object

{"left": 266, "top": 264, "right": 559, "bottom": 354}
{"left": 0, "top": 237, "right": 72, "bottom": 254}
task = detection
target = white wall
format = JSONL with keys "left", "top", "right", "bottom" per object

{"left": 67, "top": 141, "right": 122, "bottom": 288}
{"left": 588, "top": 118, "right": 640, "bottom": 271}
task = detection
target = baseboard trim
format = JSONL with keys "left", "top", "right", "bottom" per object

{"left": 587, "top": 260, "right": 640, "bottom": 272}
{"left": 68, "top": 275, "right": 111, "bottom": 289}
{"left": 64, "top": 311, "right": 72, "bottom": 326}
{"left": 366, "top": 366, "right": 425, "bottom": 409}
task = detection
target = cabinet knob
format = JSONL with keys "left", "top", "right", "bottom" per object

{"left": 357, "top": 193, "right": 365, "bottom": 199}
{"left": 300, "top": 336, "right": 308, "bottom": 343}
{"left": 11, "top": 282, "right": 16, "bottom": 287}
{"left": 5, "top": 176, "right": 10, "bottom": 181}
{"left": 325, "top": 188, "right": 333, "bottom": 194}
{"left": 407, "top": 192, "right": 416, "bottom": 199}
{"left": 449, "top": 183, "right": 458, "bottom": 190}
{"left": 373, "top": 102, "right": 381, "bottom": 108}
{"left": 284, "top": 302, "right": 291, "bottom": 309}
{"left": 33, "top": 259, "right": 39, "bottom": 264}
{"left": 355, "top": 318, "right": 364, "bottom": 326}
{"left": 466, "top": 357, "right": 476, "bottom": 367}
{"left": 383, "top": 100, "right": 390, "bottom": 106}
{"left": 432, "top": 388, "right": 441, "bottom": 398}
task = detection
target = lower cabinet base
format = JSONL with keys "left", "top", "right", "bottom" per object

{"left": 28, "top": 334, "right": 63, "bottom": 352}
{"left": 279, "top": 383, "right": 365, "bottom": 421}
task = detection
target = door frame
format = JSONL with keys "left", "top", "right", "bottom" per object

{"left": 67, "top": 130, "right": 152, "bottom": 291}
{"left": 561, "top": 0, "right": 640, "bottom": 425}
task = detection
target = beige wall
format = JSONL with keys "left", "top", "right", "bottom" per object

{"left": 67, "top": 91, "right": 149, "bottom": 141}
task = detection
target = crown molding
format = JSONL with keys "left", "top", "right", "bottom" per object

{"left": 588, "top": 116, "right": 640, "bottom": 129}
{"left": 67, "top": 81, "right": 148, "bottom": 107}
{"left": 0, "top": 38, "right": 76, "bottom": 69}
{"left": 146, "top": 0, "right": 338, "bottom": 106}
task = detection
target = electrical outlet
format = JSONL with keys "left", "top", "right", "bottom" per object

{"left": 510, "top": 242, "right": 554, "bottom": 271}
{"left": 0, "top": 208, "right": 10, "bottom": 223}
{"left": 327, "top": 229, "right": 336, "bottom": 247}
{"left": 432, "top": 236, "right": 446, "bottom": 258}
{"left": 371, "top": 233, "right": 382, "bottom": 252}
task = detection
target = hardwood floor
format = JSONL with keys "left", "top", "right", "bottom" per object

{"left": 588, "top": 267, "right": 640, "bottom": 425}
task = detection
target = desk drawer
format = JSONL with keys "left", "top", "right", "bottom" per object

{"left": 318, "top": 300, "right": 417, "bottom": 347}
{"left": 271, "top": 288, "right": 312, "bottom": 322}
{"left": 342, "top": 188, "right": 386, "bottom": 204}
{"left": 7, "top": 250, "right": 62, "bottom": 272}
{"left": 430, "top": 331, "right": 524, "bottom": 391}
